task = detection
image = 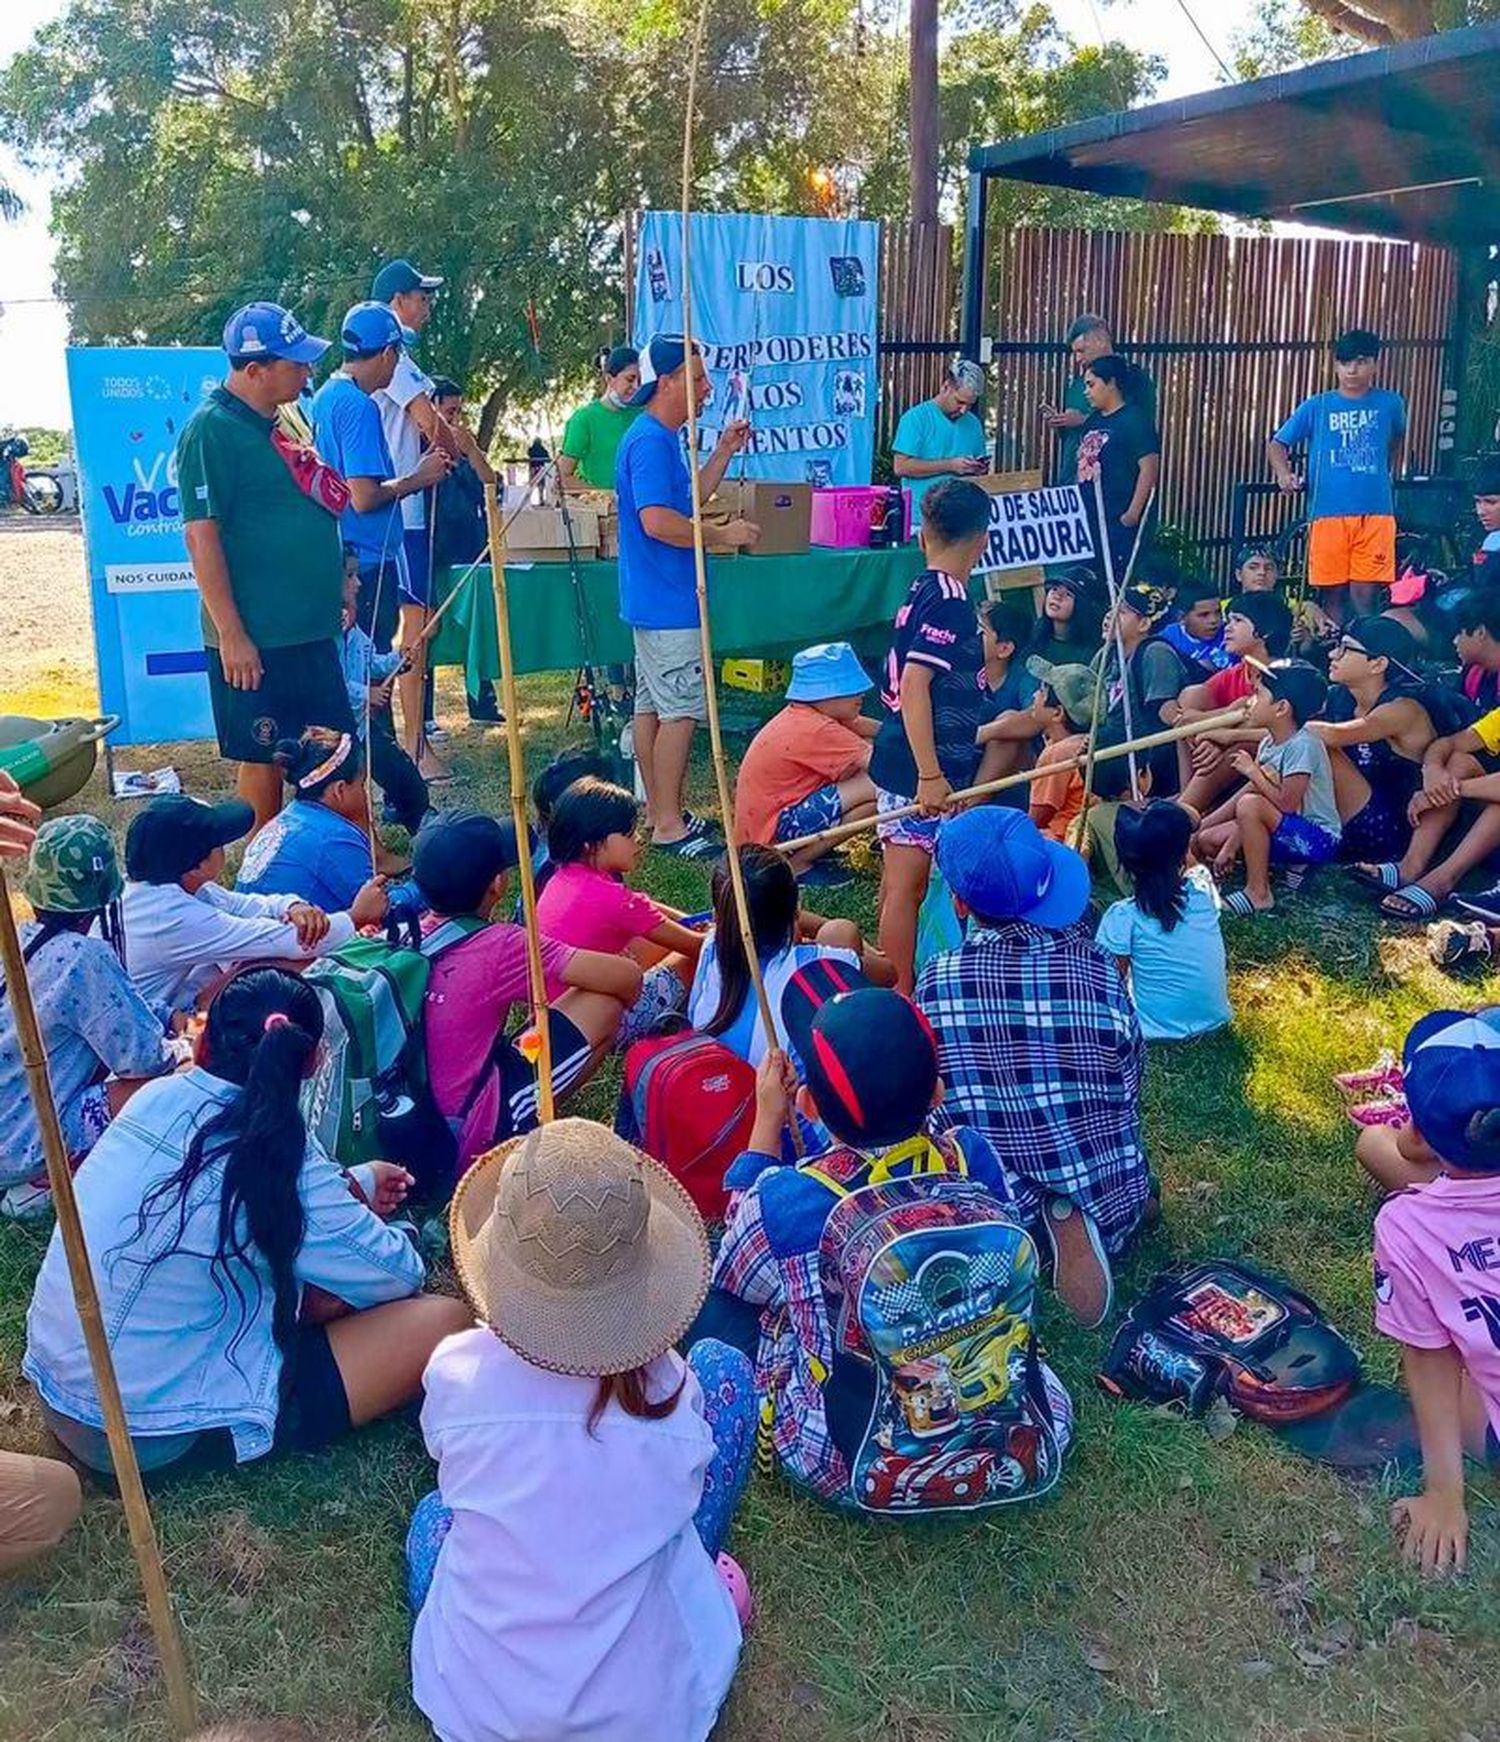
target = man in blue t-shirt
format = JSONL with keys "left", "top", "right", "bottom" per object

{"left": 616, "top": 334, "right": 758, "bottom": 855}
{"left": 310, "top": 302, "right": 452, "bottom": 654}
{"left": 891, "top": 359, "right": 990, "bottom": 523}
{"left": 1268, "top": 327, "right": 1406, "bottom": 629}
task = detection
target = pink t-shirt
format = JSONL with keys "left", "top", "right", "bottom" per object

{"left": 1374, "top": 1170, "right": 1500, "bottom": 1437}
{"left": 536, "top": 862, "right": 664, "bottom": 956}
{"left": 422, "top": 919, "right": 575, "bottom": 1124}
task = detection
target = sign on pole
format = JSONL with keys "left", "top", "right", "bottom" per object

{"left": 974, "top": 482, "right": 1096, "bottom": 579}
{"left": 632, "top": 211, "right": 880, "bottom": 488}
{"left": 67, "top": 347, "right": 221, "bottom": 748}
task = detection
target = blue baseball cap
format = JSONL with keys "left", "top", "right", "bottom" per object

{"left": 630, "top": 335, "right": 695, "bottom": 406}
{"left": 1403, "top": 1008, "right": 1500, "bottom": 1170}
{"left": 372, "top": 258, "right": 444, "bottom": 302}
{"left": 787, "top": 642, "right": 872, "bottom": 704}
{"left": 341, "top": 300, "right": 406, "bottom": 359}
{"left": 222, "top": 302, "right": 330, "bottom": 365}
{"left": 936, "top": 806, "right": 1090, "bottom": 930}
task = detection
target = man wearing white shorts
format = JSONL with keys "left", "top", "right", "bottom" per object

{"left": 614, "top": 335, "right": 759, "bottom": 856}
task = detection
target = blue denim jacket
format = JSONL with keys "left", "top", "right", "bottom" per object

{"left": 24, "top": 1068, "right": 426, "bottom": 1463}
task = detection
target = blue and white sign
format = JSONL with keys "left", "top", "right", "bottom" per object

{"left": 67, "top": 347, "right": 222, "bottom": 747}
{"left": 632, "top": 211, "right": 880, "bottom": 488}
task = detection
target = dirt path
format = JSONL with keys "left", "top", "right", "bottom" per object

{"left": 0, "top": 517, "right": 97, "bottom": 718}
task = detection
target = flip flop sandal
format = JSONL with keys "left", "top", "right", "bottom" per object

{"left": 1349, "top": 861, "right": 1403, "bottom": 893}
{"left": 1379, "top": 885, "right": 1442, "bottom": 922}
{"left": 1333, "top": 1050, "right": 1403, "bottom": 1097}
{"left": 1223, "top": 890, "right": 1274, "bottom": 918}
{"left": 654, "top": 831, "right": 720, "bottom": 860}
{"left": 1346, "top": 1094, "right": 1410, "bottom": 1129}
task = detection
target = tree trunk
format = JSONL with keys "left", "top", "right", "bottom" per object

{"left": 908, "top": 0, "right": 939, "bottom": 227}
{"left": 1300, "top": 0, "right": 1436, "bottom": 42}
{"left": 477, "top": 385, "right": 505, "bottom": 455}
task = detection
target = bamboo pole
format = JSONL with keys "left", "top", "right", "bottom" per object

{"left": 1092, "top": 467, "right": 1141, "bottom": 798}
{"left": 1069, "top": 485, "right": 1157, "bottom": 850}
{"left": 677, "top": 0, "right": 782, "bottom": 1064}
{"left": 777, "top": 703, "right": 1252, "bottom": 857}
{"left": 413, "top": 458, "right": 561, "bottom": 651}
{"left": 483, "top": 481, "right": 555, "bottom": 1122}
{"left": 0, "top": 866, "right": 197, "bottom": 1733}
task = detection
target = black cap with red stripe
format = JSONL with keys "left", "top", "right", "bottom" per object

{"left": 781, "top": 959, "right": 939, "bottom": 1148}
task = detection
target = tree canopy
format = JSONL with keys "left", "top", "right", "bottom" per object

{"left": 1, "top": 0, "right": 1167, "bottom": 431}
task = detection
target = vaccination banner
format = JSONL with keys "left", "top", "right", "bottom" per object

{"left": 67, "top": 347, "right": 221, "bottom": 747}
{"left": 975, "top": 484, "right": 1096, "bottom": 577}
{"left": 632, "top": 210, "right": 880, "bottom": 488}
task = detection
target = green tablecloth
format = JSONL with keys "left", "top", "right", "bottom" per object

{"left": 428, "top": 545, "right": 928, "bottom": 682}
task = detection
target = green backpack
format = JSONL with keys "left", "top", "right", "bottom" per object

{"left": 301, "top": 916, "right": 485, "bottom": 1194}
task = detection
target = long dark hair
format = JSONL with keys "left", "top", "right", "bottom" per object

{"left": 22, "top": 902, "right": 125, "bottom": 969}
{"left": 705, "top": 845, "right": 800, "bottom": 1037}
{"left": 546, "top": 777, "right": 639, "bottom": 868}
{"left": 274, "top": 727, "right": 363, "bottom": 803}
{"left": 127, "top": 968, "right": 324, "bottom": 1378}
{"left": 1026, "top": 585, "right": 1104, "bottom": 659}
{"left": 586, "top": 1363, "right": 686, "bottom": 1435}
{"left": 1115, "top": 801, "right": 1193, "bottom": 932}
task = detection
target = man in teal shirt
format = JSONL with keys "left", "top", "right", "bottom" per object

{"left": 892, "top": 359, "right": 989, "bottom": 523}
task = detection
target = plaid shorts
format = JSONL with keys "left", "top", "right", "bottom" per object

{"left": 1269, "top": 812, "right": 1341, "bottom": 866}
{"left": 874, "top": 786, "right": 940, "bottom": 853}
{"left": 774, "top": 783, "right": 844, "bottom": 844}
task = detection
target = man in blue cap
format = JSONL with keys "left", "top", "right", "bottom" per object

{"left": 176, "top": 302, "right": 355, "bottom": 831}
{"left": 310, "top": 302, "right": 452, "bottom": 653}
{"left": 371, "top": 258, "right": 495, "bottom": 779}
{"left": 915, "top": 806, "right": 1151, "bottom": 1326}
{"left": 615, "top": 334, "right": 757, "bottom": 856}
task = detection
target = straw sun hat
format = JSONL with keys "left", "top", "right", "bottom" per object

{"left": 449, "top": 1117, "right": 711, "bottom": 1377}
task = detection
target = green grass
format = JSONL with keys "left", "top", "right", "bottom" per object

{"left": 4, "top": 666, "right": 1500, "bottom": 1741}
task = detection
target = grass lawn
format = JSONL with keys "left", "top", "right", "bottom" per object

{"left": 3, "top": 525, "right": 1500, "bottom": 1740}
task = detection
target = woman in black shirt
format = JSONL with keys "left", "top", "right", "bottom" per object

{"left": 1076, "top": 356, "right": 1160, "bottom": 581}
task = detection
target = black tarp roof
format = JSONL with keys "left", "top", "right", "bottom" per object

{"left": 969, "top": 22, "right": 1500, "bottom": 246}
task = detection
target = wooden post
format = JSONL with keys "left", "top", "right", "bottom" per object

{"left": 908, "top": 0, "right": 939, "bottom": 229}
{"left": 0, "top": 867, "right": 197, "bottom": 1734}
{"left": 483, "top": 481, "right": 555, "bottom": 1121}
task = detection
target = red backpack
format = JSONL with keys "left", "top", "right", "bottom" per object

{"left": 617, "top": 1032, "right": 757, "bottom": 1219}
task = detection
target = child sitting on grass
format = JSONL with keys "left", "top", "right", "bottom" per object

{"left": 1159, "top": 580, "right": 1231, "bottom": 672}
{"left": 1174, "top": 591, "right": 1292, "bottom": 812}
{"left": 687, "top": 844, "right": 894, "bottom": 1066}
{"left": 414, "top": 810, "right": 642, "bottom": 1174}
{"left": 1083, "top": 740, "right": 1150, "bottom": 897}
{"left": 1017, "top": 659, "right": 1101, "bottom": 843}
{"left": 1369, "top": 1011, "right": 1500, "bottom": 1577}
{"left": 409, "top": 1118, "right": 753, "bottom": 1742}
{"left": 1195, "top": 661, "right": 1339, "bottom": 916}
{"left": 703, "top": 970, "right": 1072, "bottom": 1509}
{"left": 530, "top": 748, "right": 615, "bottom": 893}
{"left": 1096, "top": 800, "right": 1229, "bottom": 1042}
{"left": 536, "top": 776, "right": 707, "bottom": 1043}
{"left": 732, "top": 642, "right": 877, "bottom": 878}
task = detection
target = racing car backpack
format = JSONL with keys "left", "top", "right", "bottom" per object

{"left": 1098, "top": 1259, "right": 1359, "bottom": 1424}
{"left": 761, "top": 1132, "right": 1065, "bottom": 1515}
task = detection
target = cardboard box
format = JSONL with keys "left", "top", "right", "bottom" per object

{"left": 502, "top": 505, "right": 599, "bottom": 563}
{"left": 706, "top": 479, "right": 811, "bottom": 556}
{"left": 597, "top": 511, "right": 619, "bottom": 560}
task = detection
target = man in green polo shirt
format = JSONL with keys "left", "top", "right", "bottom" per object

{"left": 176, "top": 301, "right": 354, "bottom": 831}
{"left": 1041, "top": 313, "right": 1158, "bottom": 484}
{"left": 558, "top": 345, "right": 642, "bottom": 492}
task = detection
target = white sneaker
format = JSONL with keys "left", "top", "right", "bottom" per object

{"left": 0, "top": 1178, "right": 54, "bottom": 1222}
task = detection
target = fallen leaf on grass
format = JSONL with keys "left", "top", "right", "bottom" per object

{"left": 1293, "top": 1645, "right": 1331, "bottom": 1670}
{"left": 1240, "top": 1660, "right": 1274, "bottom": 1678}
{"left": 1083, "top": 1644, "right": 1123, "bottom": 1675}
{"left": 1204, "top": 1396, "right": 1239, "bottom": 1441}
{"left": 1294, "top": 1551, "right": 1316, "bottom": 1576}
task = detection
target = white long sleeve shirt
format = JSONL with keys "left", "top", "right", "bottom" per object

{"left": 119, "top": 879, "right": 356, "bottom": 1009}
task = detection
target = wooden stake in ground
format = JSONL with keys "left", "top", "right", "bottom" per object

{"left": 678, "top": 0, "right": 782, "bottom": 1063}
{"left": 0, "top": 866, "right": 198, "bottom": 1734}
{"left": 777, "top": 703, "right": 1252, "bottom": 857}
{"left": 483, "top": 481, "right": 555, "bottom": 1122}
{"left": 1092, "top": 468, "right": 1141, "bottom": 798}
{"left": 1069, "top": 484, "right": 1157, "bottom": 851}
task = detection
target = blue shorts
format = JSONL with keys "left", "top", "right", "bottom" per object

{"left": 401, "top": 526, "right": 433, "bottom": 608}
{"left": 874, "top": 786, "right": 940, "bottom": 854}
{"left": 775, "top": 783, "right": 844, "bottom": 843}
{"left": 1270, "top": 812, "right": 1341, "bottom": 866}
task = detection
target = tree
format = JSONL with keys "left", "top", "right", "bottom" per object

{"left": 1, "top": 0, "right": 1170, "bottom": 437}
{"left": 1251, "top": 0, "right": 1497, "bottom": 51}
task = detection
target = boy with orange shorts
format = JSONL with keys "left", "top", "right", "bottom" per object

{"left": 1268, "top": 328, "right": 1406, "bottom": 629}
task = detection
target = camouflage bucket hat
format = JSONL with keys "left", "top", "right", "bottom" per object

{"left": 20, "top": 815, "right": 122, "bottom": 915}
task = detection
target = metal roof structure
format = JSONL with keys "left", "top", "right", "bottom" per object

{"left": 968, "top": 22, "right": 1500, "bottom": 250}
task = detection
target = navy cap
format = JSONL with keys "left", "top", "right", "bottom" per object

{"left": 222, "top": 302, "right": 330, "bottom": 365}
{"left": 125, "top": 794, "right": 254, "bottom": 885}
{"left": 1046, "top": 566, "right": 1100, "bottom": 601}
{"left": 631, "top": 335, "right": 695, "bottom": 406}
{"left": 1403, "top": 1009, "right": 1500, "bottom": 1171}
{"left": 372, "top": 258, "right": 444, "bottom": 302}
{"left": 341, "top": 300, "right": 405, "bottom": 359}
{"left": 412, "top": 809, "right": 525, "bottom": 915}
{"left": 780, "top": 959, "right": 939, "bottom": 1148}
{"left": 937, "top": 807, "right": 1090, "bottom": 930}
